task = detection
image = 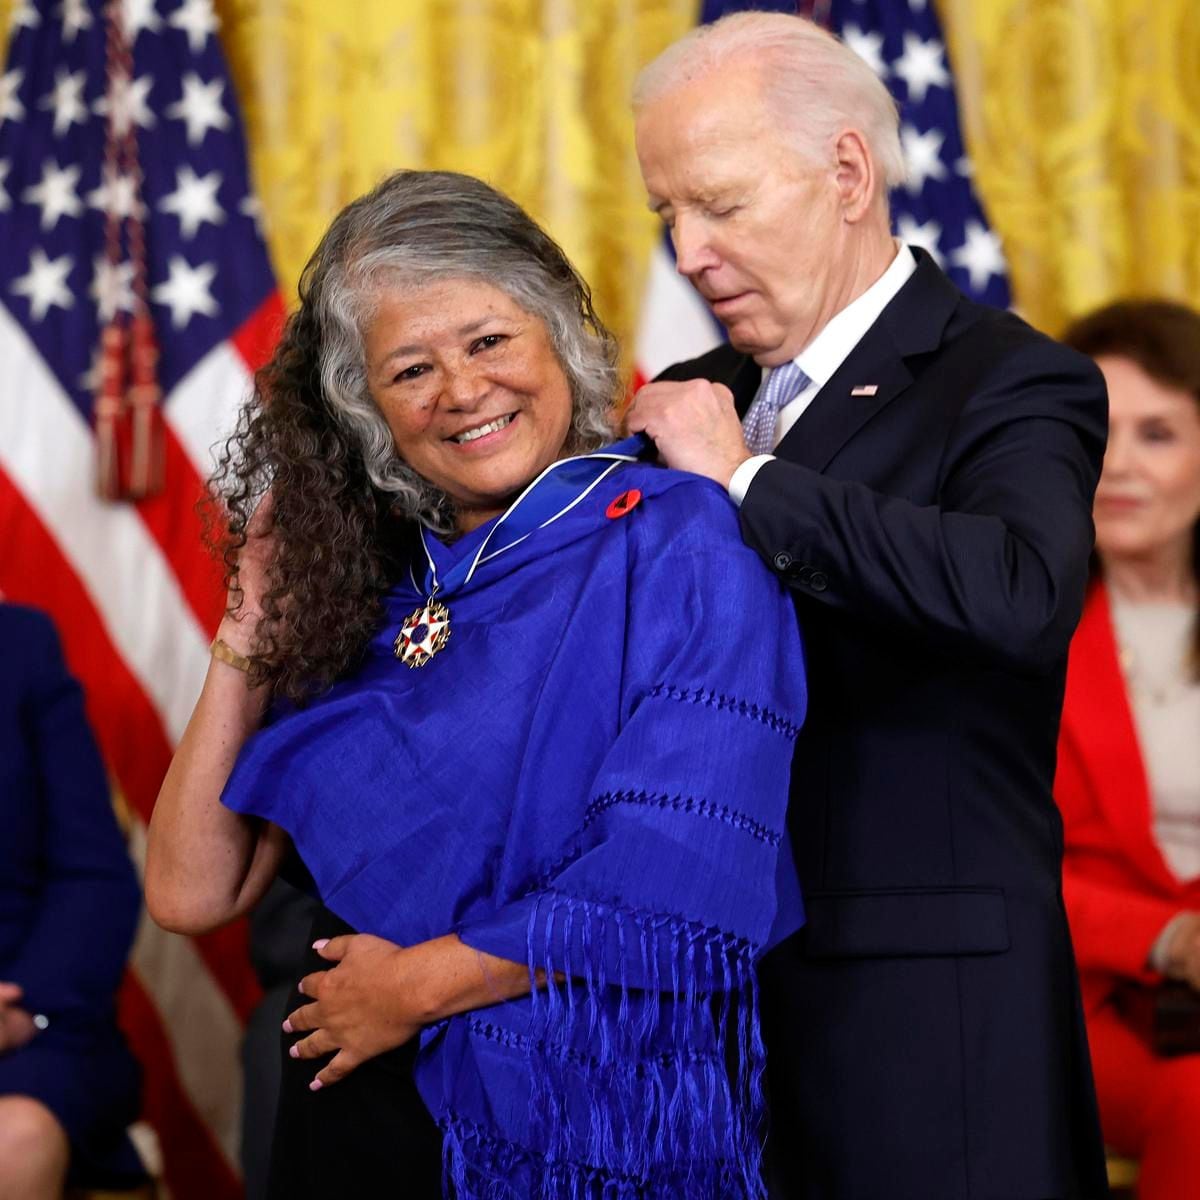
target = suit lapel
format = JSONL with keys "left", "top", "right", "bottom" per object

{"left": 775, "top": 338, "right": 913, "bottom": 472}
{"left": 1063, "top": 584, "right": 1175, "bottom": 890}
{"left": 774, "top": 248, "right": 956, "bottom": 473}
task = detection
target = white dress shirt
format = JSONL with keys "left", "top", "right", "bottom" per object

{"left": 728, "top": 243, "right": 918, "bottom": 505}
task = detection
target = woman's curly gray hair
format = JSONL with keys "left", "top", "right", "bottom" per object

{"left": 212, "top": 170, "right": 620, "bottom": 700}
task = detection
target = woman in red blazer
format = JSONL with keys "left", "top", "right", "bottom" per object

{"left": 1057, "top": 300, "right": 1200, "bottom": 1199}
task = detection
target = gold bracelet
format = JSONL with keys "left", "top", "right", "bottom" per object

{"left": 210, "top": 637, "right": 252, "bottom": 673}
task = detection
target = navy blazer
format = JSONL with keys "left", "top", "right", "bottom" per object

{"left": 0, "top": 603, "right": 139, "bottom": 1034}
{"left": 658, "top": 251, "right": 1109, "bottom": 1200}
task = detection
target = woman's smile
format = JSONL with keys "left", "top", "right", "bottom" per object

{"left": 447, "top": 412, "right": 518, "bottom": 446}
{"left": 363, "top": 277, "right": 574, "bottom": 532}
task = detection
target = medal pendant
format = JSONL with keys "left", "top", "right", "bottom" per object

{"left": 394, "top": 599, "right": 451, "bottom": 668}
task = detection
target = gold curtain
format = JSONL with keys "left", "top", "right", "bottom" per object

{"left": 939, "top": 0, "right": 1200, "bottom": 334}
{"left": 9, "top": 3, "right": 1197, "bottom": 341}
{"left": 213, "top": 0, "right": 696, "bottom": 367}
{"left": 0, "top": 0, "right": 694, "bottom": 365}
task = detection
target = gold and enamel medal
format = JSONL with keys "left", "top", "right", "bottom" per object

{"left": 392, "top": 442, "right": 643, "bottom": 670}
{"left": 393, "top": 598, "right": 451, "bottom": 668}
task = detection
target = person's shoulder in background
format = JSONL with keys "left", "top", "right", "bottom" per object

{"left": 0, "top": 602, "right": 64, "bottom": 686}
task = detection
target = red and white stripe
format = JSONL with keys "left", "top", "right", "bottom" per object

{"left": 2, "top": 203, "right": 713, "bottom": 1200}
{"left": 0, "top": 291, "right": 284, "bottom": 1200}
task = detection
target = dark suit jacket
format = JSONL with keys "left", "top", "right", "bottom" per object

{"left": 659, "top": 250, "right": 1109, "bottom": 1200}
{"left": 0, "top": 604, "right": 141, "bottom": 1160}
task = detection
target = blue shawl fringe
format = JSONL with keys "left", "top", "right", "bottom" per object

{"left": 441, "top": 891, "right": 767, "bottom": 1200}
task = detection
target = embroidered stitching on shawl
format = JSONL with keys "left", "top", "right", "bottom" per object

{"left": 464, "top": 1015, "right": 721, "bottom": 1074}
{"left": 583, "top": 788, "right": 783, "bottom": 847}
{"left": 646, "top": 683, "right": 803, "bottom": 740}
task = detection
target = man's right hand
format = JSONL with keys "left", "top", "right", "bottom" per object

{"left": 625, "top": 378, "right": 750, "bottom": 490}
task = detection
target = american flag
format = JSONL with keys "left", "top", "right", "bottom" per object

{"left": 632, "top": 0, "right": 1010, "bottom": 381}
{"left": 833, "top": 0, "right": 1010, "bottom": 307}
{"left": 0, "top": 1, "right": 283, "bottom": 1196}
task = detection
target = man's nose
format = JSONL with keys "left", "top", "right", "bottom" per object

{"left": 671, "top": 213, "right": 717, "bottom": 278}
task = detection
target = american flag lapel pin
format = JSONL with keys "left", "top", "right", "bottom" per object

{"left": 850, "top": 384, "right": 879, "bottom": 397}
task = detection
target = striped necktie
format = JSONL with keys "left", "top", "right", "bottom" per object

{"left": 741, "top": 361, "right": 811, "bottom": 455}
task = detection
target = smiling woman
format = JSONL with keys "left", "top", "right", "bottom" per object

{"left": 1056, "top": 300, "right": 1200, "bottom": 1200}
{"left": 144, "top": 170, "right": 807, "bottom": 1200}
{"left": 210, "top": 171, "right": 617, "bottom": 702}
{"left": 363, "top": 280, "right": 575, "bottom": 533}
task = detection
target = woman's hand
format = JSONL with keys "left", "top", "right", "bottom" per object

{"left": 285, "top": 932, "right": 537, "bottom": 1089}
{"left": 1163, "top": 912, "right": 1200, "bottom": 991}
{"left": 145, "top": 490, "right": 285, "bottom": 935}
{"left": 284, "top": 935, "right": 425, "bottom": 1090}
{"left": 217, "top": 491, "right": 277, "bottom": 656}
{"left": 0, "top": 983, "right": 38, "bottom": 1055}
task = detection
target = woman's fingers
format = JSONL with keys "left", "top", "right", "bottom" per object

{"left": 296, "top": 968, "right": 329, "bottom": 1000}
{"left": 289, "top": 1028, "right": 337, "bottom": 1061}
{"left": 314, "top": 935, "right": 353, "bottom": 962}
{"left": 282, "top": 1000, "right": 321, "bottom": 1034}
{"left": 245, "top": 489, "right": 276, "bottom": 538}
{"left": 310, "top": 1048, "right": 362, "bottom": 1090}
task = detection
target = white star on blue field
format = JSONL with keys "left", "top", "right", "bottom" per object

{"left": 837, "top": 0, "right": 1011, "bottom": 308}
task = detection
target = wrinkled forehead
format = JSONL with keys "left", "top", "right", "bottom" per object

{"left": 635, "top": 67, "right": 802, "bottom": 191}
{"left": 636, "top": 61, "right": 773, "bottom": 146}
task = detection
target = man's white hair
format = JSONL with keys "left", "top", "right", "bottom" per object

{"left": 634, "top": 11, "right": 906, "bottom": 192}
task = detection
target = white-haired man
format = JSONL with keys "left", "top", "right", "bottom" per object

{"left": 626, "top": 13, "right": 1109, "bottom": 1200}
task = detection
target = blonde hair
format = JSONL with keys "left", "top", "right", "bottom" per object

{"left": 634, "top": 11, "right": 906, "bottom": 192}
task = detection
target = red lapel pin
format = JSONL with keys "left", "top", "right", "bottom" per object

{"left": 606, "top": 488, "right": 642, "bottom": 519}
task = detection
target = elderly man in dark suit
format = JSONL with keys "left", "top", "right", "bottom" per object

{"left": 626, "top": 12, "right": 1109, "bottom": 1200}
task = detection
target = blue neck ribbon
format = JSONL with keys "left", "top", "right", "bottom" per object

{"left": 416, "top": 434, "right": 655, "bottom": 600}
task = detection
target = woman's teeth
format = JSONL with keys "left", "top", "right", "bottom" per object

{"left": 452, "top": 414, "right": 514, "bottom": 444}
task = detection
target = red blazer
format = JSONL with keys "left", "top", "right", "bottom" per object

{"left": 1056, "top": 581, "right": 1200, "bottom": 1016}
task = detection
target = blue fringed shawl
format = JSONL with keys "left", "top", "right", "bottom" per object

{"left": 223, "top": 455, "right": 807, "bottom": 1198}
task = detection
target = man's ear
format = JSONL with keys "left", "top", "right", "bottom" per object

{"left": 833, "top": 129, "right": 878, "bottom": 223}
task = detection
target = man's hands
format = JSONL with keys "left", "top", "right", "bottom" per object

{"left": 625, "top": 379, "right": 751, "bottom": 489}
{"left": 1162, "top": 913, "right": 1200, "bottom": 990}
{"left": 0, "top": 982, "right": 39, "bottom": 1055}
